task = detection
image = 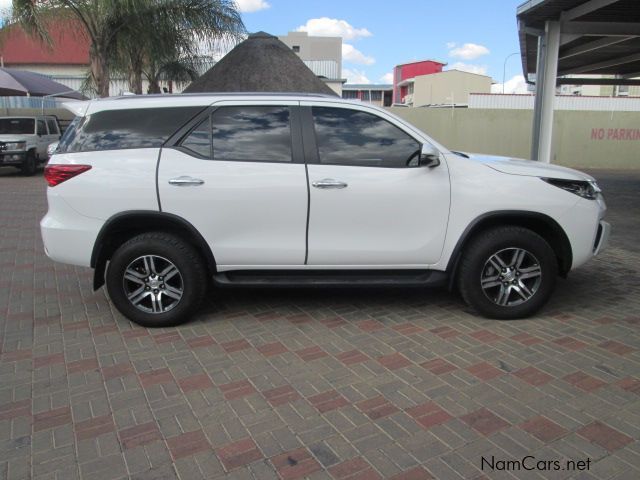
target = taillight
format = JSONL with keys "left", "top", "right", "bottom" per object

{"left": 44, "top": 164, "right": 92, "bottom": 187}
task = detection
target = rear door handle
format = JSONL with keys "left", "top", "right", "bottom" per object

{"left": 312, "top": 179, "right": 348, "bottom": 189}
{"left": 168, "top": 176, "right": 205, "bottom": 186}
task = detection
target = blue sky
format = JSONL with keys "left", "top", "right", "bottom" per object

{"left": 236, "top": 0, "right": 528, "bottom": 92}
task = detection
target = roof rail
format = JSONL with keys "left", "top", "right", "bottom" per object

{"left": 107, "top": 92, "right": 338, "bottom": 101}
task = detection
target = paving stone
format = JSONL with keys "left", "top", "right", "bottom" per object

{"left": 1, "top": 172, "right": 639, "bottom": 479}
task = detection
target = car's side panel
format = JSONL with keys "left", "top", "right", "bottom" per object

{"left": 306, "top": 164, "right": 451, "bottom": 266}
{"left": 157, "top": 148, "right": 309, "bottom": 266}
{"left": 45, "top": 149, "right": 161, "bottom": 220}
{"left": 433, "top": 153, "right": 582, "bottom": 271}
{"left": 41, "top": 192, "right": 104, "bottom": 267}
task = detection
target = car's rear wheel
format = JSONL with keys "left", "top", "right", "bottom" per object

{"left": 458, "top": 226, "right": 558, "bottom": 319}
{"left": 20, "top": 152, "right": 37, "bottom": 176}
{"left": 106, "top": 232, "right": 207, "bottom": 327}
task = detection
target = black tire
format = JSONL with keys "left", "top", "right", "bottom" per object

{"left": 20, "top": 151, "right": 37, "bottom": 176}
{"left": 458, "top": 226, "right": 558, "bottom": 320}
{"left": 106, "top": 232, "right": 207, "bottom": 327}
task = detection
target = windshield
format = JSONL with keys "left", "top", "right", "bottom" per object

{"left": 0, "top": 118, "right": 35, "bottom": 135}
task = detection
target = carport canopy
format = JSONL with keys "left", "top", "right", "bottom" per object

{"left": 517, "top": 0, "right": 640, "bottom": 162}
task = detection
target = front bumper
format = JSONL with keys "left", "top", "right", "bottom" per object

{"left": 593, "top": 220, "right": 611, "bottom": 256}
{"left": 0, "top": 152, "right": 26, "bottom": 166}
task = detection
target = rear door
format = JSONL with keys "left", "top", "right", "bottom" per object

{"left": 302, "top": 102, "right": 450, "bottom": 267}
{"left": 158, "top": 101, "right": 308, "bottom": 268}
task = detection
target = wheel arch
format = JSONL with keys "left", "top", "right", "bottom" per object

{"left": 91, "top": 211, "right": 216, "bottom": 290}
{"left": 447, "top": 210, "right": 573, "bottom": 290}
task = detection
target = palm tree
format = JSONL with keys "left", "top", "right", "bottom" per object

{"left": 8, "top": 0, "right": 245, "bottom": 97}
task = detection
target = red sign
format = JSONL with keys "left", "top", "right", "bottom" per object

{"left": 591, "top": 128, "right": 640, "bottom": 141}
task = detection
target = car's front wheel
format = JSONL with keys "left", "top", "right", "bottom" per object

{"left": 106, "top": 232, "right": 207, "bottom": 327}
{"left": 20, "top": 151, "right": 37, "bottom": 176}
{"left": 458, "top": 226, "right": 558, "bottom": 319}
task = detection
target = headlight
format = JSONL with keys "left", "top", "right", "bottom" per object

{"left": 4, "top": 141, "right": 26, "bottom": 151}
{"left": 542, "top": 178, "right": 601, "bottom": 200}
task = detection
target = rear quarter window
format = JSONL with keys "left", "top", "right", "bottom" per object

{"left": 58, "top": 107, "right": 204, "bottom": 153}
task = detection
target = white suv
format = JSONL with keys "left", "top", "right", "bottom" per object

{"left": 41, "top": 94, "right": 609, "bottom": 327}
{"left": 0, "top": 115, "right": 61, "bottom": 175}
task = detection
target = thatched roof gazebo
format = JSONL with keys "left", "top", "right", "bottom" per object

{"left": 184, "top": 32, "right": 337, "bottom": 96}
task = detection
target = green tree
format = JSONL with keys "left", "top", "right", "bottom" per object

{"left": 8, "top": 0, "right": 245, "bottom": 97}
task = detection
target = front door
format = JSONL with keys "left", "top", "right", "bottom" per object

{"left": 158, "top": 101, "right": 308, "bottom": 269}
{"left": 36, "top": 119, "right": 50, "bottom": 158}
{"left": 302, "top": 103, "right": 451, "bottom": 267}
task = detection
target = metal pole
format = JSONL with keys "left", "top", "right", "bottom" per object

{"left": 502, "top": 52, "right": 519, "bottom": 94}
{"left": 538, "top": 21, "right": 561, "bottom": 163}
{"left": 531, "top": 35, "right": 546, "bottom": 161}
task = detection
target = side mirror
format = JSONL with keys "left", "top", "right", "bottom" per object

{"left": 419, "top": 144, "right": 441, "bottom": 168}
{"left": 47, "top": 142, "right": 59, "bottom": 158}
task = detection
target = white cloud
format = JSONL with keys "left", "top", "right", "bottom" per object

{"left": 448, "top": 43, "right": 490, "bottom": 60}
{"left": 0, "top": 0, "right": 12, "bottom": 13}
{"left": 342, "top": 44, "right": 374, "bottom": 65}
{"left": 491, "top": 75, "right": 530, "bottom": 94}
{"left": 296, "top": 18, "right": 372, "bottom": 40}
{"left": 343, "top": 68, "right": 370, "bottom": 84}
{"left": 446, "top": 42, "right": 457, "bottom": 49}
{"left": 235, "top": 0, "right": 270, "bottom": 13}
{"left": 448, "top": 62, "right": 488, "bottom": 75}
{"left": 380, "top": 72, "right": 394, "bottom": 83}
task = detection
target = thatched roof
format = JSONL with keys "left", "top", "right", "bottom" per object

{"left": 184, "top": 32, "right": 337, "bottom": 96}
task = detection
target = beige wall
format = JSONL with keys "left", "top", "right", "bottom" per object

{"left": 389, "top": 107, "right": 640, "bottom": 169}
{"left": 412, "top": 70, "right": 492, "bottom": 106}
{"left": 278, "top": 32, "right": 341, "bottom": 75}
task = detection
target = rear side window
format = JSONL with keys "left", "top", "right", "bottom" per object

{"left": 37, "top": 119, "right": 47, "bottom": 135}
{"left": 46, "top": 118, "right": 59, "bottom": 135}
{"left": 312, "top": 107, "right": 420, "bottom": 168}
{"left": 58, "top": 107, "right": 203, "bottom": 153}
{"left": 181, "top": 117, "right": 211, "bottom": 158}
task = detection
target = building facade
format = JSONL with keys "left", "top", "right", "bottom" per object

{"left": 0, "top": 20, "right": 210, "bottom": 97}
{"left": 341, "top": 84, "right": 393, "bottom": 107}
{"left": 393, "top": 60, "right": 446, "bottom": 104}
{"left": 278, "top": 31, "right": 345, "bottom": 95}
{"left": 410, "top": 70, "right": 492, "bottom": 106}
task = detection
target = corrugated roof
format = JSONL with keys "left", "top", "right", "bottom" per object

{"left": 517, "top": 0, "right": 640, "bottom": 79}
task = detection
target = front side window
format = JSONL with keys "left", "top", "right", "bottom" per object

{"left": 210, "top": 106, "right": 292, "bottom": 162}
{"left": 312, "top": 107, "right": 420, "bottom": 167}
{"left": 46, "top": 118, "right": 59, "bottom": 135}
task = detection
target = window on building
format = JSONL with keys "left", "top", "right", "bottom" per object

{"left": 312, "top": 107, "right": 420, "bottom": 168}
{"left": 292, "top": 45, "right": 300, "bottom": 53}
{"left": 211, "top": 106, "right": 292, "bottom": 162}
{"left": 342, "top": 91, "right": 359, "bottom": 100}
{"left": 360, "top": 91, "right": 370, "bottom": 101}
{"left": 371, "top": 91, "right": 382, "bottom": 102}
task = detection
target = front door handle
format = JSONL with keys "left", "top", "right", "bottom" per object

{"left": 168, "top": 176, "right": 205, "bottom": 186}
{"left": 312, "top": 178, "right": 348, "bottom": 189}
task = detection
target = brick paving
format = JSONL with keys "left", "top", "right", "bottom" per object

{"left": 1, "top": 167, "right": 639, "bottom": 480}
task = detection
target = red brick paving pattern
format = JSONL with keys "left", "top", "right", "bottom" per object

{"left": 0, "top": 172, "right": 639, "bottom": 479}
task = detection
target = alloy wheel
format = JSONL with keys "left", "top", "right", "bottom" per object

{"left": 122, "top": 255, "right": 183, "bottom": 314}
{"left": 480, "top": 247, "right": 542, "bottom": 307}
